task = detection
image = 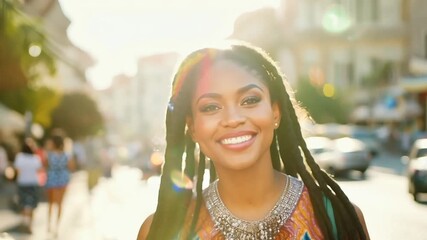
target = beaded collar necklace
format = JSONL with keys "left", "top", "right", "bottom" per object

{"left": 203, "top": 175, "right": 303, "bottom": 240}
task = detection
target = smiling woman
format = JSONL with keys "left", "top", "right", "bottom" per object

{"left": 137, "top": 42, "right": 370, "bottom": 240}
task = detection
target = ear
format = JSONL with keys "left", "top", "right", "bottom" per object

{"left": 272, "top": 102, "right": 281, "bottom": 127}
{"left": 186, "top": 116, "right": 197, "bottom": 142}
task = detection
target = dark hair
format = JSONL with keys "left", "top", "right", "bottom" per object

{"left": 147, "top": 42, "right": 366, "bottom": 240}
{"left": 50, "top": 134, "right": 64, "bottom": 150}
{"left": 21, "top": 141, "right": 34, "bottom": 154}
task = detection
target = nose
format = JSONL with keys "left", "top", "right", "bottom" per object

{"left": 220, "top": 106, "right": 245, "bottom": 128}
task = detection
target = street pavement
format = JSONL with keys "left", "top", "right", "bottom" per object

{"left": 0, "top": 166, "right": 159, "bottom": 240}
{"left": 0, "top": 149, "right": 408, "bottom": 240}
{"left": 369, "top": 150, "right": 406, "bottom": 176}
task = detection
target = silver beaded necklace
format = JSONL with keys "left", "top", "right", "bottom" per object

{"left": 203, "top": 175, "right": 303, "bottom": 240}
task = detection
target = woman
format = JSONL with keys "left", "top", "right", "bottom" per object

{"left": 138, "top": 43, "right": 370, "bottom": 239}
{"left": 14, "top": 140, "right": 42, "bottom": 234}
{"left": 26, "top": 137, "right": 47, "bottom": 187}
{"left": 44, "top": 133, "right": 72, "bottom": 234}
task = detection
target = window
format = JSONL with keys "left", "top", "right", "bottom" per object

{"left": 356, "top": 0, "right": 379, "bottom": 23}
{"left": 333, "top": 62, "right": 354, "bottom": 88}
{"left": 425, "top": 34, "right": 427, "bottom": 58}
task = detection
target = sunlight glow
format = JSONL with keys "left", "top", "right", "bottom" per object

{"left": 59, "top": 0, "right": 279, "bottom": 90}
{"left": 322, "top": 4, "right": 352, "bottom": 33}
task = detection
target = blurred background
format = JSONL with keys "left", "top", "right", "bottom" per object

{"left": 1, "top": 0, "right": 427, "bottom": 239}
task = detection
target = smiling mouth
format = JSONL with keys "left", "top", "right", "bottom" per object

{"left": 220, "top": 135, "right": 253, "bottom": 145}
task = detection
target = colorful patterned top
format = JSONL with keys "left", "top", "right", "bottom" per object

{"left": 45, "top": 152, "right": 70, "bottom": 188}
{"left": 182, "top": 177, "right": 335, "bottom": 240}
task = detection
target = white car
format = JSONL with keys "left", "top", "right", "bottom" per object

{"left": 305, "top": 136, "right": 372, "bottom": 175}
{"left": 402, "top": 138, "right": 427, "bottom": 201}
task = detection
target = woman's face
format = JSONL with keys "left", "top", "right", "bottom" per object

{"left": 188, "top": 59, "right": 280, "bottom": 173}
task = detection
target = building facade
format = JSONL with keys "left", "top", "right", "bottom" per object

{"left": 21, "top": 0, "right": 94, "bottom": 92}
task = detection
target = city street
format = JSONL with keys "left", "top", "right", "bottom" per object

{"left": 339, "top": 171, "right": 427, "bottom": 239}
{"left": 0, "top": 166, "right": 158, "bottom": 240}
{"left": 2, "top": 1, "right": 427, "bottom": 240}
{"left": 1, "top": 153, "right": 426, "bottom": 240}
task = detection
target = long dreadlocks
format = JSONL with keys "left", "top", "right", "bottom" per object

{"left": 146, "top": 43, "right": 366, "bottom": 240}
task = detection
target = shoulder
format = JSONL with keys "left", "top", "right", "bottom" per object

{"left": 14, "top": 152, "right": 24, "bottom": 160}
{"left": 352, "top": 203, "right": 370, "bottom": 240}
{"left": 14, "top": 153, "right": 25, "bottom": 165}
{"left": 137, "top": 214, "right": 154, "bottom": 240}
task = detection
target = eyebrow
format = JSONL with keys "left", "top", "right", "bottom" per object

{"left": 196, "top": 84, "right": 264, "bottom": 104}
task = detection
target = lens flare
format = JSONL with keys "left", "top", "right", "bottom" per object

{"left": 170, "top": 170, "right": 193, "bottom": 191}
{"left": 322, "top": 4, "right": 352, "bottom": 33}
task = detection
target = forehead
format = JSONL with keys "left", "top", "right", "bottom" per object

{"left": 194, "top": 60, "right": 267, "bottom": 95}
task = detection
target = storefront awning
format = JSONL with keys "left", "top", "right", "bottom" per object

{"left": 401, "top": 76, "right": 427, "bottom": 92}
{"left": 351, "top": 101, "right": 421, "bottom": 122}
{"left": 0, "top": 104, "right": 25, "bottom": 133}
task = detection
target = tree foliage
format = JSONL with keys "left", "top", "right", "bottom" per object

{"left": 0, "top": 86, "right": 60, "bottom": 127}
{"left": 50, "top": 92, "right": 104, "bottom": 140}
{"left": 295, "top": 78, "right": 350, "bottom": 124}
{"left": 0, "top": 0, "right": 59, "bottom": 129}
{"left": 0, "top": 0, "right": 56, "bottom": 91}
{"left": 361, "top": 61, "right": 392, "bottom": 88}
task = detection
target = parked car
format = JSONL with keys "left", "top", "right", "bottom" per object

{"left": 402, "top": 138, "right": 427, "bottom": 201}
{"left": 350, "top": 127, "right": 381, "bottom": 158}
{"left": 305, "top": 136, "right": 372, "bottom": 176}
{"left": 305, "top": 123, "right": 381, "bottom": 157}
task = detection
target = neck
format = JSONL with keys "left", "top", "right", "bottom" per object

{"left": 215, "top": 164, "right": 286, "bottom": 220}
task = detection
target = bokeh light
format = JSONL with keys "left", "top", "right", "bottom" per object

{"left": 323, "top": 83, "right": 335, "bottom": 98}
{"left": 309, "top": 66, "right": 325, "bottom": 86}
{"left": 170, "top": 170, "right": 193, "bottom": 191}
{"left": 322, "top": 4, "right": 352, "bottom": 33}
{"left": 4, "top": 166, "right": 16, "bottom": 180}
{"left": 150, "top": 151, "right": 164, "bottom": 166}
{"left": 31, "top": 123, "right": 44, "bottom": 139}
{"left": 28, "top": 44, "right": 42, "bottom": 57}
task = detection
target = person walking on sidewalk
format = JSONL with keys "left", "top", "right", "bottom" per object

{"left": 138, "top": 42, "right": 370, "bottom": 239}
{"left": 13, "top": 140, "right": 43, "bottom": 234}
{"left": 26, "top": 137, "right": 48, "bottom": 187}
{"left": 44, "top": 133, "right": 74, "bottom": 234}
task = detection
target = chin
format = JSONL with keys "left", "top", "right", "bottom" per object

{"left": 219, "top": 158, "right": 259, "bottom": 172}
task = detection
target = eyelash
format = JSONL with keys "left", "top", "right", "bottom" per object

{"left": 241, "top": 96, "right": 261, "bottom": 105}
{"left": 199, "top": 96, "right": 261, "bottom": 113}
{"left": 200, "top": 104, "right": 221, "bottom": 113}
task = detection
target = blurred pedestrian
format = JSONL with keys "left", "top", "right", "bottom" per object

{"left": 13, "top": 140, "right": 42, "bottom": 234}
{"left": 44, "top": 133, "right": 75, "bottom": 234}
{"left": 26, "top": 137, "right": 47, "bottom": 187}
{"left": 0, "top": 143, "right": 8, "bottom": 186}
{"left": 138, "top": 43, "right": 370, "bottom": 239}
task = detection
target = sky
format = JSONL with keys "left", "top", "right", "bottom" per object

{"left": 58, "top": 0, "right": 280, "bottom": 90}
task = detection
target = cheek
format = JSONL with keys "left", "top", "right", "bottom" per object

{"left": 252, "top": 105, "right": 276, "bottom": 125}
{"left": 193, "top": 116, "right": 218, "bottom": 140}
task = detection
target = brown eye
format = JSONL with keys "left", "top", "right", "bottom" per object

{"left": 241, "top": 96, "right": 261, "bottom": 105}
{"left": 200, "top": 104, "right": 221, "bottom": 113}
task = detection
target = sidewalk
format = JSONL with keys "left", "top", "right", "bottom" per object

{"left": 0, "top": 171, "right": 93, "bottom": 240}
{"left": 0, "top": 166, "right": 159, "bottom": 240}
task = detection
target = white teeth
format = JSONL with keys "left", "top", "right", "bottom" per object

{"left": 221, "top": 135, "right": 252, "bottom": 145}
